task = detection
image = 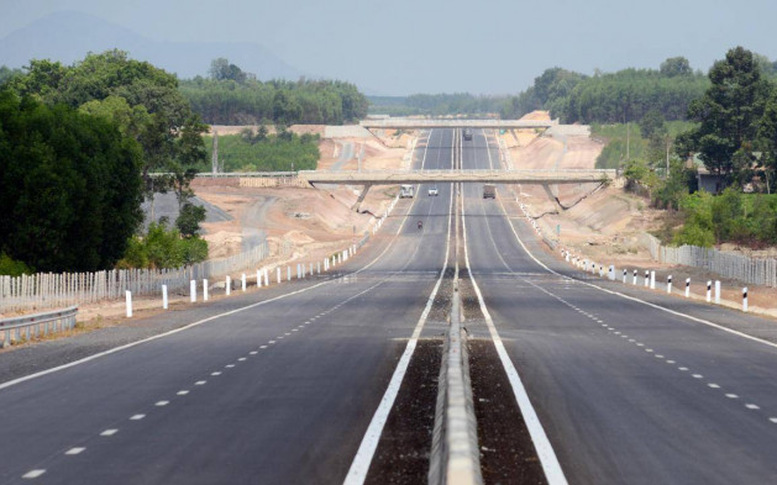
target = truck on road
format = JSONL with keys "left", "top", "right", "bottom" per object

{"left": 400, "top": 184, "right": 415, "bottom": 198}
{"left": 463, "top": 129, "right": 473, "bottom": 141}
{"left": 483, "top": 184, "right": 496, "bottom": 199}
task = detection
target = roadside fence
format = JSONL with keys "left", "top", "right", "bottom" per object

{"left": 0, "top": 241, "right": 270, "bottom": 314}
{"left": 640, "top": 234, "right": 777, "bottom": 288}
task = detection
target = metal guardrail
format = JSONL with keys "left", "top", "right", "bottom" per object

{"left": 0, "top": 306, "right": 78, "bottom": 347}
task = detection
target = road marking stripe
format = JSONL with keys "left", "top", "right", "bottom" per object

{"left": 130, "top": 414, "right": 146, "bottom": 420}
{"left": 344, "top": 129, "right": 453, "bottom": 485}
{"left": 22, "top": 470, "right": 46, "bottom": 479}
{"left": 177, "top": 390, "right": 189, "bottom": 396}
{"left": 462, "top": 176, "right": 568, "bottom": 485}
{"left": 155, "top": 401, "right": 169, "bottom": 406}
{"left": 65, "top": 447, "right": 85, "bottom": 455}
{"left": 100, "top": 429, "right": 118, "bottom": 436}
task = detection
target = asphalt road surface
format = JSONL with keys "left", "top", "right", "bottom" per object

{"left": 0, "top": 129, "right": 453, "bottom": 485}
{"left": 462, "top": 128, "right": 777, "bottom": 484}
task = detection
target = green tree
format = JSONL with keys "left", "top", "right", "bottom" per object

{"left": 660, "top": 57, "right": 693, "bottom": 77}
{"left": 0, "top": 91, "right": 143, "bottom": 271}
{"left": 176, "top": 202, "right": 206, "bottom": 238}
{"left": 684, "top": 47, "right": 771, "bottom": 183}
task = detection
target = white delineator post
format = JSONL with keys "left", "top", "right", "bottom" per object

{"left": 287, "top": 266, "right": 291, "bottom": 281}
{"left": 190, "top": 280, "right": 197, "bottom": 303}
{"left": 715, "top": 280, "right": 721, "bottom": 304}
{"left": 226, "top": 276, "right": 231, "bottom": 296}
{"left": 623, "top": 269, "right": 627, "bottom": 284}
{"left": 126, "top": 291, "right": 133, "bottom": 318}
{"left": 317, "top": 261, "right": 321, "bottom": 274}
{"left": 162, "top": 284, "right": 168, "bottom": 310}
{"left": 706, "top": 281, "right": 712, "bottom": 302}
{"left": 743, "top": 287, "right": 749, "bottom": 312}
{"left": 241, "top": 273, "right": 246, "bottom": 291}
{"left": 257, "top": 270, "right": 262, "bottom": 288}
{"left": 685, "top": 278, "right": 691, "bottom": 298}
{"left": 667, "top": 275, "right": 672, "bottom": 294}
{"left": 277, "top": 267, "right": 282, "bottom": 284}
{"left": 264, "top": 269, "right": 269, "bottom": 286}
{"left": 203, "top": 279, "right": 209, "bottom": 301}
{"left": 644, "top": 270, "right": 650, "bottom": 288}
{"left": 650, "top": 271, "right": 656, "bottom": 290}
{"left": 633, "top": 269, "right": 638, "bottom": 285}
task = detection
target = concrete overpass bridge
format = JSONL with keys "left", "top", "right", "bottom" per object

{"left": 298, "top": 169, "right": 617, "bottom": 211}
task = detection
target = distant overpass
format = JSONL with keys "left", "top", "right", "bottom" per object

{"left": 359, "top": 119, "right": 556, "bottom": 130}
{"left": 298, "top": 169, "right": 615, "bottom": 186}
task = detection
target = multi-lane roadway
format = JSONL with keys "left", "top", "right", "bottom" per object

{"left": 3, "top": 128, "right": 777, "bottom": 484}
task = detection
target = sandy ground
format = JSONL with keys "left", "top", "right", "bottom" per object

{"left": 0, "top": 128, "right": 417, "bottom": 332}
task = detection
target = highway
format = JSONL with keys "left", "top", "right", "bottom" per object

{"left": 5, "top": 128, "right": 777, "bottom": 484}
{"left": 0, "top": 129, "right": 454, "bottom": 484}
{"left": 462, "top": 128, "right": 777, "bottom": 484}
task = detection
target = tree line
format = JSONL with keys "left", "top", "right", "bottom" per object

{"left": 501, "top": 58, "right": 711, "bottom": 124}
{"left": 368, "top": 93, "right": 509, "bottom": 117}
{"left": 180, "top": 58, "right": 368, "bottom": 125}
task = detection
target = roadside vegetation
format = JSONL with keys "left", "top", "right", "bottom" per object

{"left": 0, "top": 50, "right": 209, "bottom": 274}
{"left": 180, "top": 58, "right": 368, "bottom": 125}
{"left": 202, "top": 127, "right": 320, "bottom": 172}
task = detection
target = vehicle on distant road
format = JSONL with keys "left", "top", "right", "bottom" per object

{"left": 463, "top": 129, "right": 473, "bottom": 141}
{"left": 400, "top": 184, "right": 414, "bottom": 198}
{"left": 417, "top": 220, "right": 423, "bottom": 230}
{"left": 483, "top": 183, "right": 496, "bottom": 199}
{"left": 428, "top": 187, "right": 438, "bottom": 197}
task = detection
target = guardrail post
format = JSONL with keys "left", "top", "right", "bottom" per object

{"left": 743, "top": 287, "right": 748, "bottom": 312}
{"left": 162, "top": 285, "right": 168, "bottom": 310}
{"left": 685, "top": 278, "right": 690, "bottom": 298}
{"left": 203, "top": 279, "right": 209, "bottom": 301}
{"left": 126, "top": 291, "right": 133, "bottom": 318}
{"left": 715, "top": 280, "right": 721, "bottom": 304}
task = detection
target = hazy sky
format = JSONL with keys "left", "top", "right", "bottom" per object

{"left": 2, "top": 0, "right": 776, "bottom": 95}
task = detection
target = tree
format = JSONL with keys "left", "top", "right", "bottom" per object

{"left": 0, "top": 91, "right": 143, "bottom": 271}
{"left": 209, "top": 58, "right": 248, "bottom": 83}
{"left": 176, "top": 202, "right": 206, "bottom": 237}
{"left": 660, "top": 57, "right": 693, "bottom": 77}
{"left": 10, "top": 50, "right": 208, "bottom": 211}
{"left": 683, "top": 47, "right": 771, "bottom": 182}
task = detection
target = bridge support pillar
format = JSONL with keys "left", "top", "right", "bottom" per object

{"left": 542, "top": 184, "right": 564, "bottom": 211}
{"left": 351, "top": 184, "right": 373, "bottom": 212}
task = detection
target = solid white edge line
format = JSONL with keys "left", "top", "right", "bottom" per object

{"left": 0, "top": 132, "right": 432, "bottom": 394}
{"left": 343, "top": 129, "right": 453, "bottom": 485}
{"left": 462, "top": 179, "right": 568, "bottom": 484}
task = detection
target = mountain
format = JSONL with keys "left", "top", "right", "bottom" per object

{"left": 0, "top": 11, "right": 305, "bottom": 80}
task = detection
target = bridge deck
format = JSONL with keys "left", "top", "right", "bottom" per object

{"left": 298, "top": 169, "right": 615, "bottom": 185}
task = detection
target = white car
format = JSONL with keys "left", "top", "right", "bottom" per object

{"left": 428, "top": 187, "right": 439, "bottom": 196}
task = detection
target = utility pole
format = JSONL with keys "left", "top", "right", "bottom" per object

{"left": 211, "top": 131, "right": 219, "bottom": 174}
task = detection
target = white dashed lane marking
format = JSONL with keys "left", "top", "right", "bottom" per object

{"left": 130, "top": 414, "right": 146, "bottom": 420}
{"left": 155, "top": 401, "right": 170, "bottom": 407}
{"left": 65, "top": 447, "right": 85, "bottom": 455}
{"left": 211, "top": 372, "right": 222, "bottom": 376}
{"left": 708, "top": 383, "right": 721, "bottom": 389}
{"left": 100, "top": 429, "right": 118, "bottom": 437}
{"left": 22, "top": 470, "right": 46, "bottom": 479}
{"left": 726, "top": 394, "right": 739, "bottom": 399}
{"left": 746, "top": 404, "right": 761, "bottom": 410}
